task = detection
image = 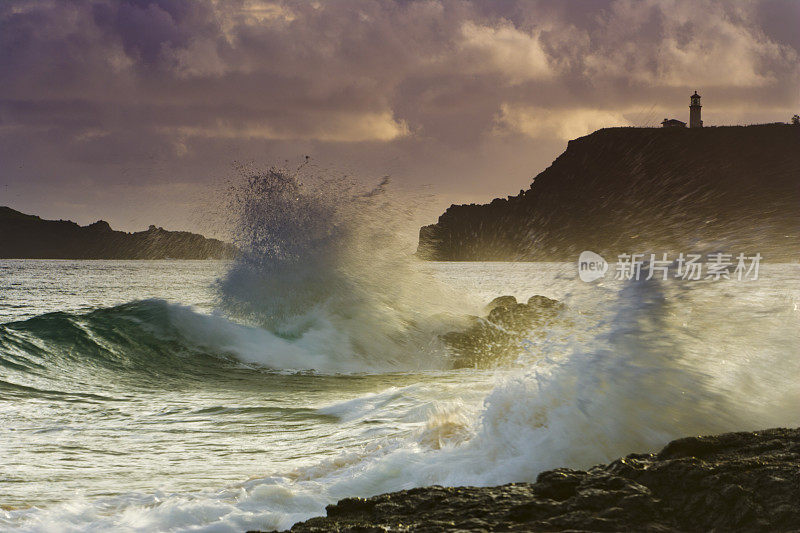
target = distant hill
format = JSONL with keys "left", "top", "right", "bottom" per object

{"left": 418, "top": 124, "right": 800, "bottom": 261}
{"left": 0, "top": 207, "right": 237, "bottom": 259}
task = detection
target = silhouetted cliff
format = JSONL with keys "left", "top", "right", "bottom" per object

{"left": 418, "top": 125, "right": 799, "bottom": 261}
{"left": 0, "top": 207, "right": 236, "bottom": 259}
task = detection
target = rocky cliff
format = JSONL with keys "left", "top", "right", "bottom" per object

{"left": 0, "top": 207, "right": 236, "bottom": 259}
{"left": 271, "top": 427, "right": 800, "bottom": 532}
{"left": 418, "top": 125, "right": 800, "bottom": 261}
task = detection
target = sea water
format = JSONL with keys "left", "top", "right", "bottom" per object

{"left": 2, "top": 169, "right": 798, "bottom": 531}
{"left": 1, "top": 258, "right": 798, "bottom": 532}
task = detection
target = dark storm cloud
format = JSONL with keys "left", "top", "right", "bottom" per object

{"left": 1, "top": 0, "right": 798, "bottom": 230}
{"left": 90, "top": 0, "right": 198, "bottom": 66}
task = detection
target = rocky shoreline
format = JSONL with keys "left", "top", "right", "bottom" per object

{"left": 0, "top": 206, "right": 236, "bottom": 259}
{"left": 251, "top": 427, "right": 800, "bottom": 532}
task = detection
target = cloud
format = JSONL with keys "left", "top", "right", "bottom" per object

{"left": 456, "top": 21, "right": 554, "bottom": 84}
{"left": 0, "top": 0, "right": 798, "bottom": 231}
{"left": 583, "top": 0, "right": 799, "bottom": 88}
{"left": 168, "top": 111, "right": 409, "bottom": 143}
{"left": 494, "top": 104, "right": 631, "bottom": 140}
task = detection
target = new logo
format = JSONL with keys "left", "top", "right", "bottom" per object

{"left": 578, "top": 251, "right": 608, "bottom": 282}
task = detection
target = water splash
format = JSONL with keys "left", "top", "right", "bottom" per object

{"left": 214, "top": 165, "right": 470, "bottom": 372}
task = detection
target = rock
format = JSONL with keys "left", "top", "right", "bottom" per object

{"left": 486, "top": 305, "right": 511, "bottom": 325}
{"left": 86, "top": 220, "right": 112, "bottom": 232}
{"left": 416, "top": 125, "right": 800, "bottom": 262}
{"left": 0, "top": 206, "right": 237, "bottom": 259}
{"left": 527, "top": 295, "right": 564, "bottom": 310}
{"left": 442, "top": 295, "right": 566, "bottom": 369}
{"left": 485, "top": 295, "right": 517, "bottom": 312}
{"left": 267, "top": 427, "right": 800, "bottom": 532}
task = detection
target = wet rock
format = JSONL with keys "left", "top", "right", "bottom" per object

{"left": 442, "top": 295, "right": 566, "bottom": 368}
{"left": 264, "top": 427, "right": 800, "bottom": 532}
{"left": 485, "top": 295, "right": 517, "bottom": 312}
{"left": 527, "top": 295, "right": 565, "bottom": 311}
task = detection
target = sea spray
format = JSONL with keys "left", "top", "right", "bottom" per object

{"left": 205, "top": 269, "right": 800, "bottom": 523}
{"left": 293, "top": 270, "right": 800, "bottom": 492}
{"left": 213, "top": 165, "right": 471, "bottom": 371}
{"left": 1, "top": 262, "right": 798, "bottom": 532}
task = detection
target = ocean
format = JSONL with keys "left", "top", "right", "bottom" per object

{"left": 1, "top": 257, "right": 798, "bottom": 532}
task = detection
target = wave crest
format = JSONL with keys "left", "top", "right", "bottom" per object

{"left": 214, "top": 166, "right": 468, "bottom": 371}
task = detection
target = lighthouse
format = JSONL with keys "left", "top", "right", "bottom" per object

{"left": 689, "top": 91, "right": 702, "bottom": 128}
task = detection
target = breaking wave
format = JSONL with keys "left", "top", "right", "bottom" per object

{"left": 1, "top": 166, "right": 797, "bottom": 532}
{"left": 213, "top": 166, "right": 471, "bottom": 371}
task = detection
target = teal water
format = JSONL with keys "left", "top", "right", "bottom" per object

{"left": 1, "top": 259, "right": 798, "bottom": 532}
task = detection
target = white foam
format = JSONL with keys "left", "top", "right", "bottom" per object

{"left": 210, "top": 170, "right": 477, "bottom": 373}
{"left": 4, "top": 263, "right": 798, "bottom": 532}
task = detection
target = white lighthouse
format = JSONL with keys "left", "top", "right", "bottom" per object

{"left": 689, "top": 91, "right": 703, "bottom": 128}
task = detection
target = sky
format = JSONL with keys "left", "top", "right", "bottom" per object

{"left": 1, "top": 0, "right": 798, "bottom": 235}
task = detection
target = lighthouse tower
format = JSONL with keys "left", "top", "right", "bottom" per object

{"left": 689, "top": 91, "right": 702, "bottom": 128}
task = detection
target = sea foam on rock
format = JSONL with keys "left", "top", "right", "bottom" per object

{"left": 442, "top": 295, "right": 566, "bottom": 368}
{"left": 267, "top": 427, "right": 800, "bottom": 532}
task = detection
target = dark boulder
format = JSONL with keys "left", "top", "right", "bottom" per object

{"left": 486, "top": 295, "right": 518, "bottom": 312}
{"left": 442, "top": 295, "right": 566, "bottom": 368}
{"left": 527, "top": 295, "right": 564, "bottom": 310}
{"left": 270, "top": 427, "right": 800, "bottom": 532}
